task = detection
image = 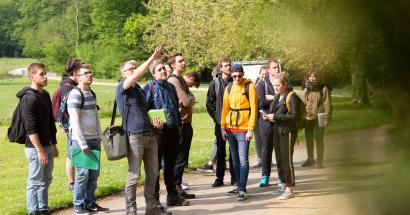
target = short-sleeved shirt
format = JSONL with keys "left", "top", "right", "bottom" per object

{"left": 115, "top": 80, "right": 153, "bottom": 134}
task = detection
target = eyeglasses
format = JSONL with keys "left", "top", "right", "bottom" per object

{"left": 231, "top": 75, "right": 243, "bottom": 79}
{"left": 79, "top": 71, "right": 93, "bottom": 76}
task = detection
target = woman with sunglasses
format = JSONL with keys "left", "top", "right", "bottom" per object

{"left": 220, "top": 64, "right": 258, "bottom": 201}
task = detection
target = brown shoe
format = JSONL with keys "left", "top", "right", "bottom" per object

{"left": 166, "top": 195, "right": 190, "bottom": 206}
{"left": 176, "top": 187, "right": 196, "bottom": 199}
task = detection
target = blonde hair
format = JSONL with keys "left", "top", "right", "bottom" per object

{"left": 273, "top": 71, "right": 290, "bottom": 85}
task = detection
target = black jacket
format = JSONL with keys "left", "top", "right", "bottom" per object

{"left": 18, "top": 87, "right": 57, "bottom": 147}
{"left": 206, "top": 74, "right": 232, "bottom": 125}
{"left": 256, "top": 77, "right": 275, "bottom": 112}
{"left": 270, "top": 90, "right": 299, "bottom": 132}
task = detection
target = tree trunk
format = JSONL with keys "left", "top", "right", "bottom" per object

{"left": 74, "top": 0, "right": 80, "bottom": 53}
{"left": 351, "top": 64, "right": 370, "bottom": 105}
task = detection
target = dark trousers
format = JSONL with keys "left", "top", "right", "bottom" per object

{"left": 259, "top": 119, "right": 274, "bottom": 177}
{"left": 214, "top": 124, "right": 235, "bottom": 183}
{"left": 155, "top": 126, "right": 179, "bottom": 199}
{"left": 272, "top": 125, "right": 297, "bottom": 187}
{"left": 174, "top": 123, "right": 193, "bottom": 187}
{"left": 305, "top": 119, "right": 325, "bottom": 163}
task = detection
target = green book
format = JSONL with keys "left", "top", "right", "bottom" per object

{"left": 71, "top": 147, "right": 100, "bottom": 170}
{"left": 148, "top": 109, "right": 167, "bottom": 123}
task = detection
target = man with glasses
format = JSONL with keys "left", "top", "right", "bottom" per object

{"left": 67, "top": 63, "right": 109, "bottom": 214}
{"left": 116, "top": 45, "right": 168, "bottom": 215}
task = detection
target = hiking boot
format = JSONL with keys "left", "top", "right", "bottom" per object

{"left": 197, "top": 163, "right": 213, "bottom": 173}
{"left": 301, "top": 158, "right": 316, "bottom": 167}
{"left": 145, "top": 206, "right": 172, "bottom": 215}
{"left": 237, "top": 191, "right": 247, "bottom": 201}
{"left": 73, "top": 205, "right": 91, "bottom": 215}
{"left": 166, "top": 195, "right": 190, "bottom": 206}
{"left": 181, "top": 182, "right": 189, "bottom": 190}
{"left": 86, "top": 202, "right": 109, "bottom": 213}
{"left": 212, "top": 179, "right": 224, "bottom": 187}
{"left": 278, "top": 191, "right": 295, "bottom": 200}
{"left": 176, "top": 187, "right": 195, "bottom": 199}
{"left": 259, "top": 176, "right": 269, "bottom": 187}
{"left": 226, "top": 187, "right": 239, "bottom": 196}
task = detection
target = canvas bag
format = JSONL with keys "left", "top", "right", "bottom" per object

{"left": 102, "top": 99, "right": 129, "bottom": 160}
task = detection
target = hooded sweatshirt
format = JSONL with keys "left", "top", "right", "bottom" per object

{"left": 221, "top": 79, "right": 258, "bottom": 131}
{"left": 18, "top": 87, "right": 57, "bottom": 148}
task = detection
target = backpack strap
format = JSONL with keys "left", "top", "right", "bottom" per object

{"left": 285, "top": 91, "right": 294, "bottom": 113}
{"left": 227, "top": 82, "right": 252, "bottom": 127}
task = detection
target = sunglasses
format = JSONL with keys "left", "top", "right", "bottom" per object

{"left": 231, "top": 75, "right": 243, "bottom": 79}
{"left": 79, "top": 71, "right": 93, "bottom": 76}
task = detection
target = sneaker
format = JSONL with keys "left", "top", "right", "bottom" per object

{"left": 181, "top": 182, "right": 189, "bottom": 190}
{"left": 212, "top": 179, "right": 224, "bottom": 187}
{"left": 146, "top": 206, "right": 172, "bottom": 215}
{"left": 73, "top": 205, "right": 91, "bottom": 215}
{"left": 277, "top": 178, "right": 282, "bottom": 186}
{"left": 167, "top": 195, "right": 190, "bottom": 206}
{"left": 68, "top": 183, "right": 74, "bottom": 192}
{"left": 278, "top": 191, "right": 295, "bottom": 200}
{"left": 251, "top": 161, "right": 262, "bottom": 168}
{"left": 176, "top": 187, "right": 195, "bottom": 199}
{"left": 273, "top": 187, "right": 284, "bottom": 194}
{"left": 316, "top": 162, "right": 324, "bottom": 169}
{"left": 39, "top": 210, "right": 51, "bottom": 215}
{"left": 29, "top": 211, "right": 41, "bottom": 215}
{"left": 259, "top": 176, "right": 269, "bottom": 187}
{"left": 197, "top": 163, "right": 213, "bottom": 173}
{"left": 237, "top": 191, "right": 247, "bottom": 201}
{"left": 86, "top": 202, "right": 109, "bottom": 213}
{"left": 126, "top": 210, "right": 137, "bottom": 215}
{"left": 226, "top": 187, "right": 239, "bottom": 196}
{"left": 301, "top": 158, "right": 316, "bottom": 167}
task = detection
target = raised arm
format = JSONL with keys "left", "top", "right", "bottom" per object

{"left": 123, "top": 45, "right": 162, "bottom": 90}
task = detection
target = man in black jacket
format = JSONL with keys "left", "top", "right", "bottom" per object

{"left": 206, "top": 57, "right": 235, "bottom": 187}
{"left": 19, "top": 63, "right": 58, "bottom": 215}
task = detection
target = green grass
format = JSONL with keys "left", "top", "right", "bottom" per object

{"left": 0, "top": 77, "right": 392, "bottom": 214}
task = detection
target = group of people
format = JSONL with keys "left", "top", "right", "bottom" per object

{"left": 199, "top": 58, "right": 332, "bottom": 201}
{"left": 17, "top": 44, "right": 331, "bottom": 215}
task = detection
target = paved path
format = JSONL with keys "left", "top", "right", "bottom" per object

{"left": 55, "top": 126, "right": 389, "bottom": 215}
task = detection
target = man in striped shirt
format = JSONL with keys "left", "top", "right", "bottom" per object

{"left": 67, "top": 63, "right": 108, "bottom": 215}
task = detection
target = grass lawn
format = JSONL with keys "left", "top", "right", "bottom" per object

{"left": 0, "top": 75, "right": 392, "bottom": 214}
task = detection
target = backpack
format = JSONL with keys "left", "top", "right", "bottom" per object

{"left": 7, "top": 90, "right": 37, "bottom": 144}
{"left": 285, "top": 91, "right": 306, "bottom": 130}
{"left": 52, "top": 82, "right": 73, "bottom": 122}
{"left": 57, "top": 87, "right": 96, "bottom": 130}
{"left": 227, "top": 82, "right": 251, "bottom": 101}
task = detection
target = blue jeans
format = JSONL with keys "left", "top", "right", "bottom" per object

{"left": 25, "top": 146, "right": 54, "bottom": 213}
{"left": 71, "top": 139, "right": 100, "bottom": 207}
{"left": 227, "top": 131, "right": 249, "bottom": 192}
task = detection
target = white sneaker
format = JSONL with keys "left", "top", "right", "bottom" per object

{"left": 278, "top": 191, "right": 295, "bottom": 200}
{"left": 181, "top": 182, "right": 189, "bottom": 190}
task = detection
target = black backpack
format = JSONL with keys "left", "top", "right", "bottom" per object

{"left": 7, "top": 90, "right": 37, "bottom": 144}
